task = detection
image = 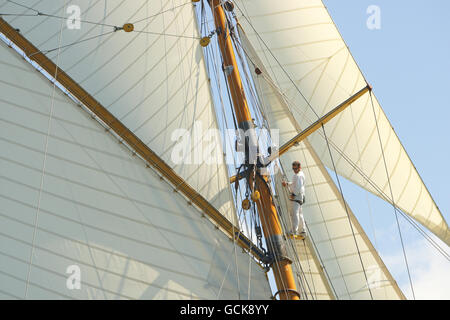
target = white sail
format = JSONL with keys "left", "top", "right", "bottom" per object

{"left": 0, "top": 39, "right": 271, "bottom": 299}
{"left": 0, "top": 0, "right": 235, "bottom": 221}
{"left": 234, "top": 0, "right": 449, "bottom": 244}
{"left": 238, "top": 27, "right": 404, "bottom": 299}
{"left": 273, "top": 170, "right": 335, "bottom": 300}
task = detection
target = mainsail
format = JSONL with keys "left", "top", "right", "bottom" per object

{"left": 0, "top": 0, "right": 235, "bottom": 221}
{"left": 0, "top": 0, "right": 271, "bottom": 299}
{"left": 233, "top": 0, "right": 449, "bottom": 245}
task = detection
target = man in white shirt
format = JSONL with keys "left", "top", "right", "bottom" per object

{"left": 282, "top": 161, "right": 306, "bottom": 239}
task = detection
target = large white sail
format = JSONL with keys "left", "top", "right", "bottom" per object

{"left": 0, "top": 38, "right": 271, "bottom": 299}
{"left": 234, "top": 0, "right": 449, "bottom": 244}
{"left": 0, "top": 0, "right": 235, "bottom": 221}
{"left": 238, "top": 26, "right": 404, "bottom": 299}
{"left": 273, "top": 170, "right": 335, "bottom": 300}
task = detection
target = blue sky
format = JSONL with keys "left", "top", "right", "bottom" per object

{"left": 323, "top": 0, "right": 450, "bottom": 299}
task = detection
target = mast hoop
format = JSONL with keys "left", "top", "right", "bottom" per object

{"left": 272, "top": 289, "right": 301, "bottom": 300}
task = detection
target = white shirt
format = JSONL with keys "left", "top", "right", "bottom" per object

{"left": 288, "top": 170, "right": 305, "bottom": 201}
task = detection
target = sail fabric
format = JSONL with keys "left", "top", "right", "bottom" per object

{"left": 278, "top": 141, "right": 405, "bottom": 299}
{"left": 239, "top": 29, "right": 404, "bottom": 299}
{"left": 233, "top": 0, "right": 449, "bottom": 245}
{"left": 0, "top": 0, "right": 235, "bottom": 222}
{"left": 273, "top": 169, "right": 335, "bottom": 300}
{"left": 0, "top": 39, "right": 271, "bottom": 299}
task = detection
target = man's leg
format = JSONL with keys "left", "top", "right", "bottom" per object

{"left": 291, "top": 202, "right": 301, "bottom": 234}
{"left": 298, "top": 204, "right": 306, "bottom": 234}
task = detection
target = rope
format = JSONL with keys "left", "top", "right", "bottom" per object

{"left": 133, "top": 29, "right": 200, "bottom": 39}
{"left": 321, "top": 124, "right": 374, "bottom": 300}
{"left": 232, "top": 1, "right": 320, "bottom": 121}
{"left": 29, "top": 30, "right": 116, "bottom": 57}
{"left": 201, "top": 6, "right": 248, "bottom": 299}
{"left": 131, "top": 2, "right": 192, "bottom": 25}
{"left": 6, "top": 0, "right": 38, "bottom": 13}
{"left": 228, "top": 21, "right": 330, "bottom": 299}
{"left": 369, "top": 91, "right": 416, "bottom": 300}
{"left": 24, "top": 0, "right": 68, "bottom": 299}
{"left": 305, "top": 223, "right": 339, "bottom": 299}
{"left": 349, "top": 84, "right": 387, "bottom": 299}
{"left": 245, "top": 63, "right": 349, "bottom": 298}
{"left": 4, "top": 0, "right": 118, "bottom": 28}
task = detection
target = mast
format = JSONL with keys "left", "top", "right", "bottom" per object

{"left": 208, "top": 0, "right": 300, "bottom": 300}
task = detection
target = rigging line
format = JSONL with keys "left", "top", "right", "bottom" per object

{"left": 302, "top": 238, "right": 318, "bottom": 300}
{"left": 254, "top": 189, "right": 289, "bottom": 298}
{"left": 348, "top": 81, "right": 386, "bottom": 299}
{"left": 0, "top": 13, "right": 38, "bottom": 17}
{"left": 231, "top": 209, "right": 242, "bottom": 299}
{"left": 67, "top": 119, "right": 221, "bottom": 299}
{"left": 7, "top": 26, "right": 236, "bottom": 300}
{"left": 6, "top": 0, "right": 39, "bottom": 13}
{"left": 276, "top": 167, "right": 321, "bottom": 300}
{"left": 234, "top": 0, "right": 287, "bottom": 117}
{"left": 271, "top": 170, "right": 310, "bottom": 298}
{"left": 159, "top": 0, "right": 171, "bottom": 184}
{"left": 131, "top": 1, "right": 192, "bottom": 25}
{"left": 232, "top": 1, "right": 320, "bottom": 121}
{"left": 228, "top": 73, "right": 295, "bottom": 300}
{"left": 38, "top": 12, "right": 117, "bottom": 28}
{"left": 3, "top": 31, "right": 255, "bottom": 298}
{"left": 235, "top": 0, "right": 361, "bottom": 113}
{"left": 304, "top": 223, "right": 339, "bottom": 299}
{"left": 205, "top": 37, "right": 247, "bottom": 300}
{"left": 28, "top": 30, "right": 116, "bottom": 57}
{"left": 234, "top": 41, "right": 319, "bottom": 299}
{"left": 321, "top": 123, "right": 374, "bottom": 300}
{"left": 2, "top": 2, "right": 118, "bottom": 28}
{"left": 235, "top": 0, "right": 449, "bottom": 263}
{"left": 321, "top": 139, "right": 450, "bottom": 261}
{"left": 216, "top": 257, "right": 233, "bottom": 299}
{"left": 210, "top": 2, "right": 291, "bottom": 298}
{"left": 247, "top": 231, "right": 253, "bottom": 300}
{"left": 133, "top": 29, "right": 200, "bottom": 40}
{"left": 30, "top": 0, "right": 124, "bottom": 71}
{"left": 278, "top": 201, "right": 315, "bottom": 299}
{"left": 24, "top": 0, "right": 68, "bottom": 299}
{"left": 258, "top": 173, "right": 315, "bottom": 300}
{"left": 369, "top": 91, "right": 416, "bottom": 300}
{"left": 171, "top": 0, "right": 192, "bottom": 152}
{"left": 255, "top": 68, "right": 350, "bottom": 298}
{"left": 257, "top": 72, "right": 450, "bottom": 262}
{"left": 399, "top": 211, "right": 449, "bottom": 260}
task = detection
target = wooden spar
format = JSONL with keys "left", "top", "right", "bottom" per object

{"left": 229, "top": 85, "right": 372, "bottom": 184}
{"left": 209, "top": 1, "right": 300, "bottom": 300}
{"left": 0, "top": 17, "right": 268, "bottom": 264}
{"left": 275, "top": 85, "right": 371, "bottom": 160}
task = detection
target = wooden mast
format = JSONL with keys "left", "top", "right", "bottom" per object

{"left": 209, "top": 0, "right": 300, "bottom": 300}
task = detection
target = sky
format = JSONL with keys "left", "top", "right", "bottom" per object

{"left": 322, "top": 0, "right": 450, "bottom": 299}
